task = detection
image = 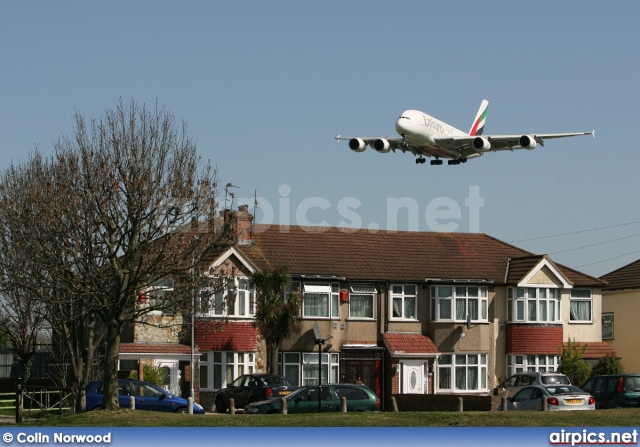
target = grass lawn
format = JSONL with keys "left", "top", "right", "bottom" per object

{"left": 4, "top": 407, "right": 640, "bottom": 427}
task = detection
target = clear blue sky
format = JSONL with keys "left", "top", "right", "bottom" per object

{"left": 2, "top": 0, "right": 639, "bottom": 278}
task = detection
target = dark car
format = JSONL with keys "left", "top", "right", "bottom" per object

{"left": 214, "top": 374, "right": 299, "bottom": 413}
{"left": 84, "top": 379, "right": 205, "bottom": 414}
{"left": 244, "top": 383, "right": 380, "bottom": 414}
{"left": 581, "top": 374, "right": 640, "bottom": 408}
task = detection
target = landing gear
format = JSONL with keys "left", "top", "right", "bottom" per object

{"left": 415, "top": 157, "right": 426, "bottom": 164}
{"left": 430, "top": 159, "right": 443, "bottom": 166}
{"left": 447, "top": 157, "right": 467, "bottom": 165}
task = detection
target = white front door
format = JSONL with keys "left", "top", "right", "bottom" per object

{"left": 402, "top": 361, "right": 424, "bottom": 394}
{"left": 155, "top": 360, "right": 180, "bottom": 395}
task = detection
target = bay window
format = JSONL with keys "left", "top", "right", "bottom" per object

{"left": 507, "top": 287, "right": 561, "bottom": 323}
{"left": 199, "top": 351, "right": 255, "bottom": 390}
{"left": 199, "top": 277, "right": 255, "bottom": 318}
{"left": 506, "top": 354, "right": 560, "bottom": 377}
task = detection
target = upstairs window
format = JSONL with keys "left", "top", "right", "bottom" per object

{"left": 431, "top": 286, "right": 488, "bottom": 322}
{"left": 507, "top": 287, "right": 561, "bottom": 323}
{"left": 349, "top": 284, "right": 375, "bottom": 319}
{"left": 143, "top": 278, "right": 175, "bottom": 314}
{"left": 390, "top": 284, "right": 417, "bottom": 320}
{"left": 302, "top": 283, "right": 339, "bottom": 319}
{"left": 569, "top": 289, "right": 592, "bottom": 323}
{"left": 198, "top": 277, "right": 255, "bottom": 318}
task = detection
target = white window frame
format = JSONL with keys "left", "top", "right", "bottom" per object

{"left": 198, "top": 277, "right": 255, "bottom": 319}
{"left": 506, "top": 354, "right": 561, "bottom": 377}
{"left": 390, "top": 284, "right": 417, "bottom": 320}
{"left": 569, "top": 289, "right": 592, "bottom": 323}
{"left": 302, "top": 282, "right": 339, "bottom": 319}
{"left": 507, "top": 287, "right": 561, "bottom": 323}
{"left": 431, "top": 286, "right": 488, "bottom": 323}
{"left": 437, "top": 353, "right": 488, "bottom": 393}
{"left": 144, "top": 278, "right": 175, "bottom": 314}
{"left": 602, "top": 312, "right": 613, "bottom": 340}
{"left": 199, "top": 351, "right": 255, "bottom": 391}
{"left": 301, "top": 352, "right": 339, "bottom": 386}
{"left": 349, "top": 284, "right": 376, "bottom": 320}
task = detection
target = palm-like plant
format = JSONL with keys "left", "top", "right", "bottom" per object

{"left": 252, "top": 265, "right": 301, "bottom": 374}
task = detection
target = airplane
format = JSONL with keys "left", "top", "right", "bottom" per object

{"left": 335, "top": 100, "right": 594, "bottom": 165}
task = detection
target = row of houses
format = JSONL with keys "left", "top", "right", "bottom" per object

{"left": 117, "top": 206, "right": 634, "bottom": 410}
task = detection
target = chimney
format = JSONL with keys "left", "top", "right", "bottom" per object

{"left": 236, "top": 204, "right": 253, "bottom": 244}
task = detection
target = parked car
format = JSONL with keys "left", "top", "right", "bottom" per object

{"left": 84, "top": 379, "right": 205, "bottom": 414}
{"left": 581, "top": 374, "right": 640, "bottom": 408}
{"left": 244, "top": 383, "right": 380, "bottom": 414}
{"left": 494, "top": 372, "right": 571, "bottom": 398}
{"left": 498, "top": 385, "right": 595, "bottom": 411}
{"left": 214, "top": 374, "right": 299, "bottom": 413}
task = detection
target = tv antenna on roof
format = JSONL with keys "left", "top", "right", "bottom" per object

{"left": 224, "top": 183, "right": 239, "bottom": 209}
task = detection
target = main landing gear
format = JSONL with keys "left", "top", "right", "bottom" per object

{"left": 416, "top": 157, "right": 466, "bottom": 165}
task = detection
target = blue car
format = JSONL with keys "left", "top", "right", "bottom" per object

{"left": 84, "top": 379, "right": 205, "bottom": 414}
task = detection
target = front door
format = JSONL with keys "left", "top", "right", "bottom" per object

{"left": 155, "top": 360, "right": 180, "bottom": 395}
{"left": 402, "top": 361, "right": 424, "bottom": 394}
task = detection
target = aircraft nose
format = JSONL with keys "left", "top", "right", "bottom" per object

{"left": 395, "top": 116, "right": 408, "bottom": 135}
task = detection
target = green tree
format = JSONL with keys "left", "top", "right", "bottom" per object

{"left": 558, "top": 338, "right": 591, "bottom": 386}
{"left": 252, "top": 266, "right": 301, "bottom": 375}
{"left": 591, "top": 353, "right": 624, "bottom": 376}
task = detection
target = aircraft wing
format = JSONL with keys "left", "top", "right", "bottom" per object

{"left": 435, "top": 131, "right": 595, "bottom": 156}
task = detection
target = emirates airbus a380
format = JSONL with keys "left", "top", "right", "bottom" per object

{"left": 336, "top": 100, "right": 594, "bottom": 165}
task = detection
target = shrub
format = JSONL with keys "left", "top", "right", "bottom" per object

{"left": 591, "top": 354, "right": 624, "bottom": 376}
{"left": 128, "top": 363, "right": 166, "bottom": 387}
{"left": 558, "top": 338, "right": 590, "bottom": 386}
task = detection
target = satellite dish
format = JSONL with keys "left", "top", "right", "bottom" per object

{"left": 313, "top": 322, "right": 322, "bottom": 342}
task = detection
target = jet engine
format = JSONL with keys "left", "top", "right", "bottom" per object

{"left": 373, "top": 138, "right": 391, "bottom": 153}
{"left": 519, "top": 135, "right": 537, "bottom": 150}
{"left": 472, "top": 136, "right": 491, "bottom": 151}
{"left": 348, "top": 138, "right": 367, "bottom": 153}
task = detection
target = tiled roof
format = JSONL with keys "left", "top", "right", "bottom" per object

{"left": 382, "top": 332, "right": 439, "bottom": 356}
{"left": 119, "top": 343, "right": 196, "bottom": 355}
{"left": 600, "top": 259, "right": 640, "bottom": 291}
{"left": 194, "top": 321, "right": 258, "bottom": 352}
{"left": 240, "top": 225, "right": 604, "bottom": 286}
{"left": 563, "top": 341, "right": 618, "bottom": 359}
{"left": 505, "top": 256, "right": 546, "bottom": 284}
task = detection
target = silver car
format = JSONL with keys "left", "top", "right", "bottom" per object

{"left": 499, "top": 385, "right": 595, "bottom": 411}
{"left": 495, "top": 372, "right": 571, "bottom": 398}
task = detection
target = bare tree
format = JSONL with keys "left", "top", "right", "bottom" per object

{"left": 0, "top": 100, "right": 232, "bottom": 409}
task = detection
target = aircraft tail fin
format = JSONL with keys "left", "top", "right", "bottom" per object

{"left": 469, "top": 99, "right": 489, "bottom": 136}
